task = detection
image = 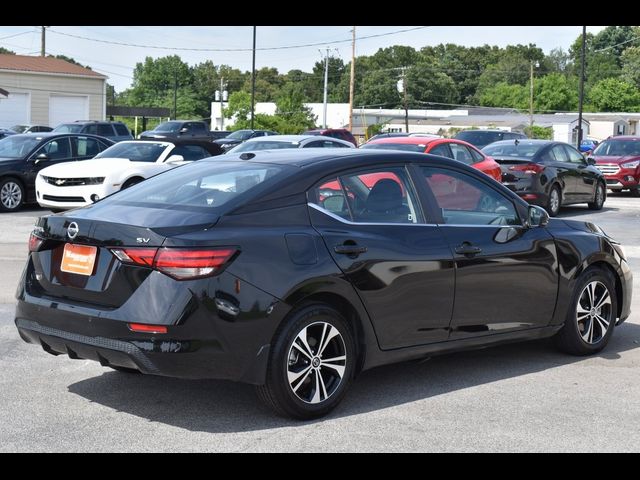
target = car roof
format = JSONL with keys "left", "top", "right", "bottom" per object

{"left": 366, "top": 136, "right": 440, "bottom": 146}
{"left": 244, "top": 134, "right": 344, "bottom": 143}
{"left": 12, "top": 132, "right": 114, "bottom": 141}
{"left": 485, "top": 139, "right": 554, "bottom": 147}
{"left": 603, "top": 135, "right": 640, "bottom": 141}
{"left": 458, "top": 129, "right": 521, "bottom": 134}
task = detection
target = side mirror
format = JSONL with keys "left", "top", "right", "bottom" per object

{"left": 179, "top": 127, "right": 188, "bottom": 134}
{"left": 527, "top": 205, "right": 549, "bottom": 228}
{"left": 166, "top": 154, "right": 185, "bottom": 164}
{"left": 34, "top": 153, "right": 49, "bottom": 164}
{"left": 586, "top": 156, "right": 596, "bottom": 165}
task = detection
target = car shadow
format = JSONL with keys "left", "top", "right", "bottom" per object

{"left": 67, "top": 321, "right": 640, "bottom": 432}
{"left": 558, "top": 205, "right": 618, "bottom": 217}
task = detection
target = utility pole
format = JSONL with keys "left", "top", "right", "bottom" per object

{"left": 321, "top": 47, "right": 330, "bottom": 128}
{"left": 577, "top": 25, "right": 587, "bottom": 148}
{"left": 40, "top": 26, "right": 49, "bottom": 57}
{"left": 219, "top": 76, "right": 225, "bottom": 131}
{"left": 250, "top": 26, "right": 257, "bottom": 130}
{"left": 529, "top": 60, "right": 534, "bottom": 130}
{"left": 348, "top": 26, "right": 356, "bottom": 132}
{"left": 402, "top": 68, "right": 409, "bottom": 132}
{"left": 173, "top": 69, "right": 178, "bottom": 120}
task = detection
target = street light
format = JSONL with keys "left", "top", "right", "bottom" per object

{"left": 529, "top": 60, "right": 540, "bottom": 131}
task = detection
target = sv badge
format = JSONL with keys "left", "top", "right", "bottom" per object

{"left": 136, "top": 237, "right": 150, "bottom": 244}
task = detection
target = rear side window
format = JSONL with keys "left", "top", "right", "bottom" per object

{"left": 114, "top": 124, "right": 130, "bottom": 136}
{"left": 84, "top": 124, "right": 98, "bottom": 135}
{"left": 71, "top": 136, "right": 101, "bottom": 157}
{"left": 309, "top": 167, "right": 421, "bottom": 224}
{"left": 449, "top": 143, "right": 474, "bottom": 165}
{"left": 97, "top": 124, "right": 114, "bottom": 137}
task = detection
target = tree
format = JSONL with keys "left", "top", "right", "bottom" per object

{"left": 274, "top": 83, "right": 316, "bottom": 133}
{"left": 589, "top": 78, "right": 640, "bottom": 111}
{"left": 524, "top": 125, "right": 553, "bottom": 139}
{"left": 478, "top": 82, "right": 527, "bottom": 110}
{"left": 621, "top": 46, "right": 640, "bottom": 87}
{"left": 591, "top": 26, "right": 639, "bottom": 65}
{"left": 223, "top": 90, "right": 252, "bottom": 123}
{"left": 243, "top": 67, "right": 284, "bottom": 102}
{"left": 0, "top": 47, "right": 15, "bottom": 55}
{"left": 534, "top": 73, "right": 578, "bottom": 112}
{"left": 544, "top": 48, "right": 571, "bottom": 74}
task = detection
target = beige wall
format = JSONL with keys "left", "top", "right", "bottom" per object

{"left": 0, "top": 70, "right": 105, "bottom": 126}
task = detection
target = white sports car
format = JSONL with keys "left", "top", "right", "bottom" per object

{"left": 36, "top": 140, "right": 221, "bottom": 211}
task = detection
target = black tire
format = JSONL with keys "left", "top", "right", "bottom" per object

{"left": 109, "top": 366, "right": 141, "bottom": 374}
{"left": 256, "top": 303, "right": 356, "bottom": 420}
{"left": 122, "top": 177, "right": 143, "bottom": 189}
{"left": 588, "top": 182, "right": 606, "bottom": 210}
{"left": 0, "top": 177, "right": 25, "bottom": 212}
{"left": 545, "top": 184, "right": 561, "bottom": 217}
{"left": 631, "top": 187, "right": 640, "bottom": 198}
{"left": 555, "top": 266, "right": 617, "bottom": 356}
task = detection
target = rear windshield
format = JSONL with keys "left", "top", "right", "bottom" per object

{"left": 593, "top": 139, "right": 640, "bottom": 156}
{"left": 96, "top": 161, "right": 287, "bottom": 212}
{"left": 53, "top": 124, "right": 83, "bottom": 133}
{"left": 455, "top": 131, "right": 502, "bottom": 146}
{"left": 482, "top": 142, "right": 546, "bottom": 158}
{"left": 231, "top": 141, "right": 299, "bottom": 152}
{"left": 94, "top": 142, "right": 168, "bottom": 162}
{"left": 360, "top": 143, "right": 426, "bottom": 153}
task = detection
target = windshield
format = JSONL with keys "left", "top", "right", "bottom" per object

{"left": 227, "top": 130, "right": 253, "bottom": 140}
{"left": 230, "top": 141, "right": 299, "bottom": 153}
{"left": 360, "top": 143, "right": 426, "bottom": 153}
{"left": 482, "top": 142, "right": 546, "bottom": 158}
{"left": 53, "top": 124, "right": 83, "bottom": 133}
{"left": 153, "top": 121, "right": 182, "bottom": 133}
{"left": 0, "top": 136, "right": 41, "bottom": 158}
{"left": 455, "top": 131, "right": 502, "bottom": 146}
{"left": 96, "top": 161, "right": 287, "bottom": 212}
{"left": 593, "top": 139, "right": 640, "bottom": 156}
{"left": 10, "top": 125, "right": 28, "bottom": 133}
{"left": 94, "top": 142, "right": 168, "bottom": 162}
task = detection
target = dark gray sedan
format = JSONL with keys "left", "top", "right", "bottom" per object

{"left": 483, "top": 139, "right": 606, "bottom": 216}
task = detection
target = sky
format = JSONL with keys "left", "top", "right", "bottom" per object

{"left": 0, "top": 26, "right": 607, "bottom": 92}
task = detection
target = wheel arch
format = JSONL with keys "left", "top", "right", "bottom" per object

{"left": 578, "top": 259, "right": 624, "bottom": 320}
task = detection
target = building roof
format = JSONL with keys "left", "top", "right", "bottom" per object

{"left": 0, "top": 54, "right": 106, "bottom": 79}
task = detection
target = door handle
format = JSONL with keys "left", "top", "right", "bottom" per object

{"left": 334, "top": 243, "right": 368, "bottom": 256}
{"left": 455, "top": 242, "right": 482, "bottom": 256}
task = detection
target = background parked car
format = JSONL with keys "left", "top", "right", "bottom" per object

{"left": 228, "top": 134, "right": 355, "bottom": 153}
{"left": 482, "top": 139, "right": 606, "bottom": 216}
{"left": 303, "top": 128, "right": 358, "bottom": 147}
{"left": 0, "top": 128, "right": 16, "bottom": 140}
{"left": 210, "top": 130, "right": 231, "bottom": 140}
{"left": 214, "top": 129, "right": 279, "bottom": 152}
{"left": 589, "top": 135, "right": 640, "bottom": 197}
{"left": 365, "top": 132, "right": 410, "bottom": 143}
{"left": 53, "top": 121, "right": 133, "bottom": 143}
{"left": 0, "top": 133, "right": 114, "bottom": 211}
{"left": 454, "top": 129, "right": 527, "bottom": 149}
{"left": 579, "top": 138, "right": 600, "bottom": 154}
{"left": 10, "top": 124, "right": 53, "bottom": 134}
{"left": 139, "top": 120, "right": 215, "bottom": 142}
{"left": 361, "top": 136, "right": 502, "bottom": 182}
{"left": 36, "top": 139, "right": 222, "bottom": 211}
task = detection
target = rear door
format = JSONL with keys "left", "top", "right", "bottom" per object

{"left": 543, "top": 144, "right": 579, "bottom": 200}
{"left": 563, "top": 144, "right": 597, "bottom": 199}
{"left": 308, "top": 165, "right": 455, "bottom": 349}
{"left": 416, "top": 165, "right": 558, "bottom": 338}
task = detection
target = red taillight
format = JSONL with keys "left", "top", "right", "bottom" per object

{"left": 28, "top": 233, "right": 43, "bottom": 252}
{"left": 110, "top": 247, "right": 236, "bottom": 280}
{"left": 128, "top": 323, "right": 167, "bottom": 334}
{"left": 509, "top": 163, "right": 544, "bottom": 174}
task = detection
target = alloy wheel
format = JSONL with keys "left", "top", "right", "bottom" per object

{"left": 595, "top": 184, "right": 604, "bottom": 207}
{"left": 549, "top": 188, "right": 560, "bottom": 215}
{"left": 576, "top": 281, "right": 612, "bottom": 344}
{"left": 286, "top": 321, "right": 347, "bottom": 404}
{"left": 0, "top": 182, "right": 22, "bottom": 210}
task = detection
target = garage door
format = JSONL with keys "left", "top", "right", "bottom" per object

{"left": 0, "top": 92, "right": 30, "bottom": 129}
{"left": 49, "top": 95, "right": 88, "bottom": 128}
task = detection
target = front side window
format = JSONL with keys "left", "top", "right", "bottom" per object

{"left": 154, "top": 121, "right": 182, "bottom": 133}
{"left": 36, "top": 138, "right": 71, "bottom": 159}
{"left": 421, "top": 166, "right": 519, "bottom": 226}
{"left": 563, "top": 145, "right": 585, "bottom": 164}
{"left": 170, "top": 145, "right": 211, "bottom": 161}
{"left": 309, "top": 167, "right": 421, "bottom": 224}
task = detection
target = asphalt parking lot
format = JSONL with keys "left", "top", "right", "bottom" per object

{"left": 1, "top": 197, "right": 639, "bottom": 452}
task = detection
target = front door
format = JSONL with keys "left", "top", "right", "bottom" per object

{"left": 417, "top": 165, "right": 558, "bottom": 339}
{"left": 563, "top": 145, "right": 598, "bottom": 200}
{"left": 544, "top": 144, "right": 579, "bottom": 202}
{"left": 308, "top": 166, "right": 455, "bottom": 349}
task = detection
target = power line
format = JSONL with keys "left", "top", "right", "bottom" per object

{"left": 0, "top": 30, "right": 34, "bottom": 41}
{"left": 593, "top": 35, "right": 640, "bottom": 53}
{"left": 47, "top": 26, "right": 431, "bottom": 52}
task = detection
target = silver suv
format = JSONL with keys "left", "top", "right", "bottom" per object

{"left": 52, "top": 121, "right": 133, "bottom": 143}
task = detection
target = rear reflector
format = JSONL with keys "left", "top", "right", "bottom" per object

{"left": 28, "top": 233, "right": 43, "bottom": 252}
{"left": 110, "top": 247, "right": 236, "bottom": 280}
{"left": 128, "top": 323, "right": 167, "bottom": 334}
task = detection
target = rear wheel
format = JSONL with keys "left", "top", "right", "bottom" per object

{"left": 555, "top": 267, "right": 617, "bottom": 355}
{"left": 546, "top": 185, "right": 561, "bottom": 217}
{"left": 588, "top": 182, "right": 605, "bottom": 210}
{"left": 631, "top": 187, "right": 640, "bottom": 198}
{"left": 256, "top": 304, "right": 355, "bottom": 420}
{"left": 0, "top": 178, "right": 25, "bottom": 212}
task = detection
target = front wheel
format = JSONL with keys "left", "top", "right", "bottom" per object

{"left": 588, "top": 182, "right": 606, "bottom": 210}
{"left": 0, "top": 178, "right": 25, "bottom": 212}
{"left": 555, "top": 267, "right": 617, "bottom": 355}
{"left": 546, "top": 185, "right": 561, "bottom": 217}
{"left": 256, "top": 304, "right": 355, "bottom": 420}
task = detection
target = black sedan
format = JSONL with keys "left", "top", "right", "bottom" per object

{"left": 0, "top": 133, "right": 114, "bottom": 212}
{"left": 214, "top": 129, "right": 278, "bottom": 152}
{"left": 483, "top": 139, "right": 606, "bottom": 216}
{"left": 15, "top": 149, "right": 632, "bottom": 419}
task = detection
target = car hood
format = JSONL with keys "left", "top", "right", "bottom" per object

{"left": 40, "top": 158, "right": 133, "bottom": 177}
{"left": 594, "top": 155, "right": 640, "bottom": 165}
{"left": 0, "top": 157, "right": 22, "bottom": 164}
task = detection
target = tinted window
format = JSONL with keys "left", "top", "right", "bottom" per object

{"left": 467, "top": 145, "right": 484, "bottom": 163}
{"left": 102, "top": 162, "right": 286, "bottom": 212}
{"left": 563, "top": 145, "right": 585, "bottom": 164}
{"left": 304, "top": 140, "right": 350, "bottom": 148}
{"left": 421, "top": 166, "right": 519, "bottom": 226}
{"left": 360, "top": 143, "right": 426, "bottom": 153}
{"left": 593, "top": 139, "right": 640, "bottom": 156}
{"left": 227, "top": 130, "right": 254, "bottom": 140}
{"left": 97, "top": 140, "right": 112, "bottom": 152}
{"left": 428, "top": 144, "right": 452, "bottom": 158}
{"left": 190, "top": 123, "right": 206, "bottom": 132}
{"left": 84, "top": 124, "right": 98, "bottom": 135}
{"left": 37, "top": 138, "right": 71, "bottom": 159}
{"left": 550, "top": 145, "right": 568, "bottom": 162}
{"left": 154, "top": 122, "right": 182, "bottom": 133}
{"left": 170, "top": 145, "right": 211, "bottom": 161}
{"left": 309, "top": 168, "right": 421, "bottom": 224}
{"left": 455, "top": 131, "right": 502, "bottom": 146}
{"left": 97, "top": 124, "right": 114, "bottom": 137}
{"left": 94, "top": 142, "right": 168, "bottom": 162}
{"left": 231, "top": 140, "right": 299, "bottom": 152}
{"left": 483, "top": 142, "right": 546, "bottom": 158}
{"left": 0, "top": 136, "right": 41, "bottom": 158}
{"left": 71, "top": 137, "right": 101, "bottom": 157}
{"left": 449, "top": 143, "right": 474, "bottom": 165}
{"left": 53, "top": 124, "right": 83, "bottom": 133}
{"left": 114, "top": 124, "right": 130, "bottom": 136}
{"left": 10, "top": 125, "right": 28, "bottom": 133}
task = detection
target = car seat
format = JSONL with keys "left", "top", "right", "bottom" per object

{"left": 358, "top": 179, "right": 410, "bottom": 223}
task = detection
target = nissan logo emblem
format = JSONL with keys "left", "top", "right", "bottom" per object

{"left": 67, "top": 222, "right": 79, "bottom": 240}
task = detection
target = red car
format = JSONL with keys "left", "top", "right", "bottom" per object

{"left": 360, "top": 137, "right": 502, "bottom": 182}
{"left": 591, "top": 136, "right": 640, "bottom": 197}
{"left": 303, "top": 128, "right": 358, "bottom": 147}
